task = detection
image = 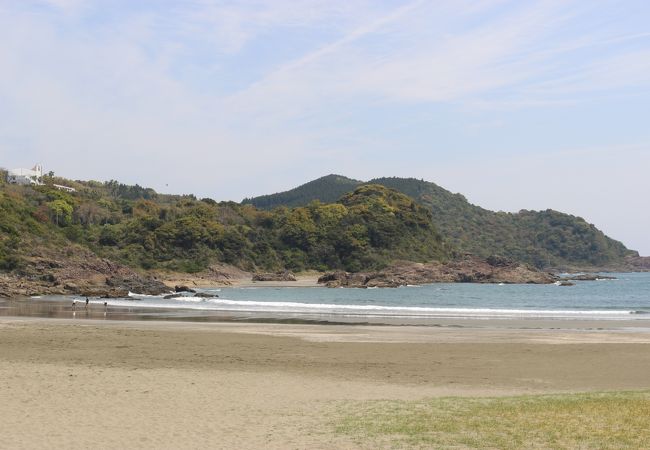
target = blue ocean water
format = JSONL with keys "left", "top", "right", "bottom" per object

{"left": 101, "top": 272, "right": 650, "bottom": 320}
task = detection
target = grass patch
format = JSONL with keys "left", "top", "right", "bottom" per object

{"left": 335, "top": 391, "right": 650, "bottom": 449}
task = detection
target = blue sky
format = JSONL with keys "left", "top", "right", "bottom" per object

{"left": 1, "top": 0, "right": 649, "bottom": 254}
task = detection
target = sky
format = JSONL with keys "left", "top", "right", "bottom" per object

{"left": 0, "top": 0, "right": 649, "bottom": 255}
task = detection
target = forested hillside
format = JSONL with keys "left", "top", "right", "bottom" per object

{"left": 0, "top": 178, "right": 449, "bottom": 275}
{"left": 243, "top": 175, "right": 636, "bottom": 269}
{"left": 0, "top": 172, "right": 636, "bottom": 276}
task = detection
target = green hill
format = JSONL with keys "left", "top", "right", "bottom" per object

{"left": 242, "top": 175, "right": 635, "bottom": 269}
{"left": 0, "top": 178, "right": 449, "bottom": 274}
{"left": 242, "top": 174, "right": 362, "bottom": 209}
{"left": 0, "top": 172, "right": 635, "bottom": 275}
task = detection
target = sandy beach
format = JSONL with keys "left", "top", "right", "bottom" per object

{"left": 2, "top": 317, "right": 650, "bottom": 449}
{"left": 156, "top": 268, "right": 322, "bottom": 289}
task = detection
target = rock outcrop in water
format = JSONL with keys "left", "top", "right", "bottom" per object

{"left": 564, "top": 274, "right": 616, "bottom": 281}
{"left": 175, "top": 285, "right": 196, "bottom": 293}
{"left": 318, "top": 255, "right": 558, "bottom": 288}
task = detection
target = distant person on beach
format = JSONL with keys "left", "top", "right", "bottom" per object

{"left": 85, "top": 297, "right": 89, "bottom": 308}
{"left": 72, "top": 300, "right": 76, "bottom": 310}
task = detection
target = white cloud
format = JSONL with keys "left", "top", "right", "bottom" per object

{"left": 39, "top": 0, "right": 85, "bottom": 9}
{"left": 224, "top": 0, "right": 650, "bottom": 117}
{"left": 0, "top": 0, "right": 649, "bottom": 252}
{"left": 172, "top": 0, "right": 376, "bottom": 53}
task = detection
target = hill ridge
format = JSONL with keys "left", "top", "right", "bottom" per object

{"left": 242, "top": 174, "right": 362, "bottom": 209}
{"left": 241, "top": 174, "right": 636, "bottom": 269}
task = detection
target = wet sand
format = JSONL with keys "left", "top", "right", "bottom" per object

{"left": 5, "top": 296, "right": 650, "bottom": 329}
{"left": 2, "top": 316, "right": 650, "bottom": 449}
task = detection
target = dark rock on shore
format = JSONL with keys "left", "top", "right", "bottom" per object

{"left": 318, "top": 255, "right": 558, "bottom": 288}
{"left": 252, "top": 271, "right": 297, "bottom": 282}
{"left": 193, "top": 292, "right": 218, "bottom": 298}
{"left": 0, "top": 246, "right": 168, "bottom": 298}
{"left": 175, "top": 285, "right": 196, "bottom": 293}
{"left": 107, "top": 276, "right": 168, "bottom": 296}
{"left": 625, "top": 255, "right": 650, "bottom": 271}
{"left": 163, "top": 292, "right": 218, "bottom": 299}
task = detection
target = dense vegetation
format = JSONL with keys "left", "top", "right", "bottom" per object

{"left": 243, "top": 175, "right": 635, "bottom": 268}
{"left": 0, "top": 172, "right": 635, "bottom": 275}
{"left": 0, "top": 178, "right": 448, "bottom": 274}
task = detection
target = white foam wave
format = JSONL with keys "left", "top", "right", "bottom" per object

{"left": 128, "top": 291, "right": 172, "bottom": 298}
{"left": 169, "top": 296, "right": 205, "bottom": 302}
{"left": 105, "top": 297, "right": 640, "bottom": 320}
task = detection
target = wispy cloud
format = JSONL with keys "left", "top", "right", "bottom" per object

{"left": 220, "top": 0, "right": 650, "bottom": 118}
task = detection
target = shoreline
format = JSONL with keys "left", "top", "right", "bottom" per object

{"left": 4, "top": 295, "right": 650, "bottom": 329}
{"left": 4, "top": 267, "right": 647, "bottom": 298}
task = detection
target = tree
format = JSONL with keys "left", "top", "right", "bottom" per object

{"left": 47, "top": 200, "right": 73, "bottom": 226}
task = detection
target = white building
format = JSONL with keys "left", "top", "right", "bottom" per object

{"left": 7, "top": 164, "right": 43, "bottom": 186}
{"left": 53, "top": 184, "right": 76, "bottom": 193}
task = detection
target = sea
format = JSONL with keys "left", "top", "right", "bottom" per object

{"left": 5, "top": 272, "right": 649, "bottom": 323}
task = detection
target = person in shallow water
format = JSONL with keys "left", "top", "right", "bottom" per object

{"left": 85, "top": 297, "right": 89, "bottom": 308}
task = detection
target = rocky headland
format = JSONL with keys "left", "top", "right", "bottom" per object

{"left": 318, "top": 255, "right": 558, "bottom": 288}
{"left": 626, "top": 256, "right": 650, "bottom": 271}
{"left": 0, "top": 245, "right": 167, "bottom": 298}
{"left": 0, "top": 248, "right": 632, "bottom": 298}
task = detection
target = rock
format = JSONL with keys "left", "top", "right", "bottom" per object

{"left": 64, "top": 282, "right": 79, "bottom": 291}
{"left": 106, "top": 276, "right": 168, "bottom": 295}
{"left": 559, "top": 281, "right": 575, "bottom": 286}
{"left": 317, "top": 272, "right": 345, "bottom": 283}
{"left": 625, "top": 255, "right": 650, "bottom": 271}
{"left": 39, "top": 273, "right": 57, "bottom": 283}
{"left": 318, "top": 256, "right": 558, "bottom": 288}
{"left": 486, "top": 255, "right": 514, "bottom": 267}
{"left": 456, "top": 273, "right": 475, "bottom": 283}
{"left": 0, "top": 249, "right": 169, "bottom": 298}
{"left": 565, "top": 274, "right": 616, "bottom": 281}
{"left": 317, "top": 271, "right": 369, "bottom": 287}
{"left": 175, "top": 285, "right": 196, "bottom": 293}
{"left": 163, "top": 294, "right": 178, "bottom": 299}
{"left": 252, "top": 271, "right": 297, "bottom": 282}
{"left": 194, "top": 292, "right": 218, "bottom": 298}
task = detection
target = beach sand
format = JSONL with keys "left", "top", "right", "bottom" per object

{"left": 2, "top": 317, "right": 650, "bottom": 449}
{"left": 157, "top": 268, "right": 322, "bottom": 289}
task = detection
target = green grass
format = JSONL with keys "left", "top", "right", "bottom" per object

{"left": 334, "top": 391, "right": 650, "bottom": 449}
